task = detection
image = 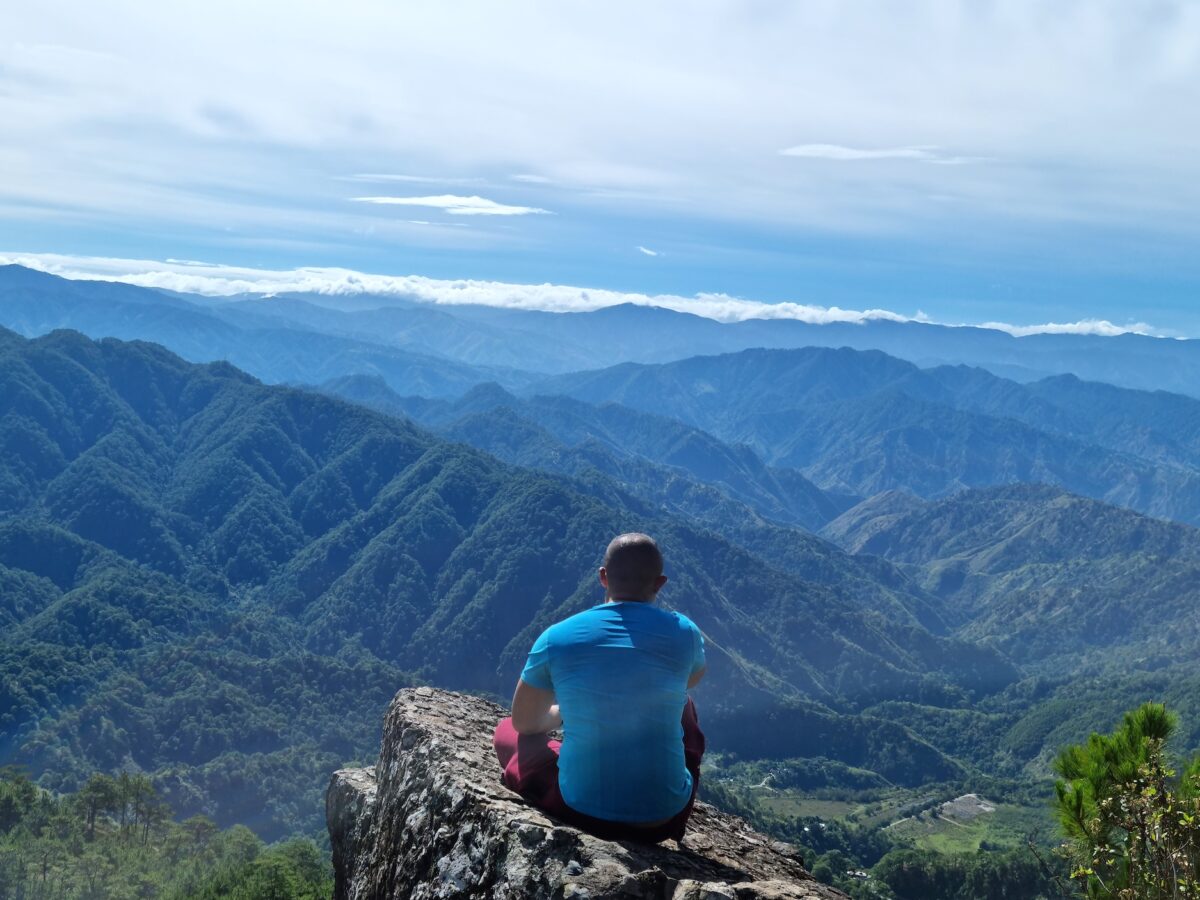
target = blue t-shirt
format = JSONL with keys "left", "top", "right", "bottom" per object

{"left": 520, "top": 601, "right": 706, "bottom": 823}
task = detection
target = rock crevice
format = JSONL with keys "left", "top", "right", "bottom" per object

{"left": 327, "top": 687, "right": 846, "bottom": 899}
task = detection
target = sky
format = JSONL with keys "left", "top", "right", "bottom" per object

{"left": 2, "top": 1, "right": 1199, "bottom": 335}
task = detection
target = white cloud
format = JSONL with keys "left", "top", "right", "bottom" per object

{"left": 164, "top": 257, "right": 219, "bottom": 266}
{"left": 978, "top": 319, "right": 1163, "bottom": 338}
{"left": 780, "top": 144, "right": 983, "bottom": 165}
{"left": 3, "top": 1, "right": 1199, "bottom": 246}
{"left": 0, "top": 251, "right": 1171, "bottom": 338}
{"left": 636, "top": 245, "right": 658, "bottom": 256}
{"left": 511, "top": 174, "right": 552, "bottom": 184}
{"left": 351, "top": 195, "right": 551, "bottom": 216}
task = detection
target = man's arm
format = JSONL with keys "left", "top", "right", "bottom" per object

{"left": 687, "top": 618, "right": 707, "bottom": 689}
{"left": 511, "top": 679, "right": 563, "bottom": 735}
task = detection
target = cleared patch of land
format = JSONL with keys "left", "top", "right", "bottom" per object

{"left": 885, "top": 795, "right": 1053, "bottom": 853}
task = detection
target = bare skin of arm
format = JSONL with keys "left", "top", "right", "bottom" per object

{"left": 688, "top": 665, "right": 706, "bottom": 689}
{"left": 511, "top": 679, "right": 563, "bottom": 735}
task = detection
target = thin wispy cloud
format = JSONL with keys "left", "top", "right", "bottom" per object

{"left": 403, "top": 219, "right": 468, "bottom": 228}
{"left": 3, "top": 2, "right": 1199, "bottom": 332}
{"left": 636, "top": 246, "right": 659, "bottom": 257}
{"left": 780, "top": 144, "right": 982, "bottom": 165}
{"left": 352, "top": 195, "right": 551, "bottom": 216}
{"left": 164, "top": 257, "right": 219, "bottom": 266}
{"left": 1, "top": 252, "right": 1172, "bottom": 339}
{"left": 340, "top": 174, "right": 486, "bottom": 185}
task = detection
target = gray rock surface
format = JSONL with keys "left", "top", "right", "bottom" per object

{"left": 327, "top": 687, "right": 847, "bottom": 899}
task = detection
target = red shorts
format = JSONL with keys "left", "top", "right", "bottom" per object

{"left": 493, "top": 697, "right": 706, "bottom": 843}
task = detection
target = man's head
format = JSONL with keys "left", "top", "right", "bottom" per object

{"left": 599, "top": 532, "right": 667, "bottom": 602}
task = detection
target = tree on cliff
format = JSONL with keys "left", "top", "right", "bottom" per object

{"left": 0, "top": 768, "right": 332, "bottom": 899}
{"left": 1053, "top": 702, "right": 1200, "bottom": 898}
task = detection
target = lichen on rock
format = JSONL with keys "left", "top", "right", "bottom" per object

{"left": 327, "top": 687, "right": 847, "bottom": 899}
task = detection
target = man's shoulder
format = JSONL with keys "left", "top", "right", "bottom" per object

{"left": 541, "top": 604, "right": 607, "bottom": 639}
{"left": 623, "top": 603, "right": 701, "bottom": 640}
{"left": 664, "top": 607, "right": 700, "bottom": 632}
{"left": 617, "top": 602, "right": 698, "bottom": 628}
{"left": 545, "top": 602, "right": 698, "bottom": 637}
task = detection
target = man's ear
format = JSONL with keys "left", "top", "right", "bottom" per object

{"left": 599, "top": 567, "right": 609, "bottom": 589}
{"left": 652, "top": 574, "right": 668, "bottom": 594}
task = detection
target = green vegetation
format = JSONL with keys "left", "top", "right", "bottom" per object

{"left": 5, "top": 286, "right": 1200, "bottom": 899}
{"left": 0, "top": 327, "right": 1005, "bottom": 839}
{"left": 1054, "top": 703, "right": 1200, "bottom": 898}
{"left": 705, "top": 705, "right": 1200, "bottom": 898}
{"left": 0, "top": 768, "right": 331, "bottom": 899}
{"left": 822, "top": 484, "right": 1200, "bottom": 671}
{"left": 703, "top": 772, "right": 1066, "bottom": 898}
{"left": 325, "top": 377, "right": 840, "bottom": 532}
{"left": 887, "top": 802, "right": 1051, "bottom": 855}
{"left": 539, "top": 346, "right": 1200, "bottom": 527}
{"left": 870, "top": 847, "right": 1058, "bottom": 900}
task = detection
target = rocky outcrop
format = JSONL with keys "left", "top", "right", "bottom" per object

{"left": 327, "top": 687, "right": 846, "bottom": 899}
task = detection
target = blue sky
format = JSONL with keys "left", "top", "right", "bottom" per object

{"left": 2, "top": 1, "right": 1199, "bottom": 335}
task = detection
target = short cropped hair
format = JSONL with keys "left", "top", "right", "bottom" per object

{"left": 602, "top": 533, "right": 663, "bottom": 597}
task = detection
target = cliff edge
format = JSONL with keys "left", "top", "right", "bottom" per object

{"left": 327, "top": 687, "right": 846, "bottom": 899}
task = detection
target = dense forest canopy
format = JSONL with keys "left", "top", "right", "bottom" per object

{"left": 0, "top": 767, "right": 331, "bottom": 899}
{"left": 1, "top": 327, "right": 1012, "bottom": 838}
{"left": 2, "top": 276, "right": 1200, "bottom": 898}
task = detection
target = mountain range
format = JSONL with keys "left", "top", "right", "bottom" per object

{"left": 320, "top": 375, "right": 848, "bottom": 531}
{"left": 822, "top": 484, "right": 1200, "bottom": 670}
{"left": 319, "top": 356, "right": 1200, "bottom": 777}
{"left": 0, "top": 265, "right": 525, "bottom": 397}
{"left": 213, "top": 284, "right": 1200, "bottom": 396}
{"left": 5, "top": 266, "right": 1200, "bottom": 843}
{"left": 5, "top": 264, "right": 1200, "bottom": 399}
{"left": 14, "top": 267, "right": 1196, "bottom": 526}
{"left": 1, "top": 327, "right": 1007, "bottom": 836}
{"left": 536, "top": 347, "right": 1200, "bottom": 526}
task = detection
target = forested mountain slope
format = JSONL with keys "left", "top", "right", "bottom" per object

{"left": 319, "top": 368, "right": 1200, "bottom": 787}
{"left": 316, "top": 376, "right": 947, "bottom": 639}
{"left": 0, "top": 328, "right": 1005, "bottom": 836}
{"left": 320, "top": 374, "right": 846, "bottom": 530}
{"left": 537, "top": 347, "right": 1200, "bottom": 525}
{"left": 890, "top": 363, "right": 1200, "bottom": 472}
{"left": 821, "top": 484, "right": 1200, "bottom": 670}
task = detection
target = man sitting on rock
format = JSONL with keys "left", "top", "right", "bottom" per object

{"left": 493, "top": 532, "right": 706, "bottom": 843}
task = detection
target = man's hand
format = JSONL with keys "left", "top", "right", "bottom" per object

{"left": 511, "top": 680, "right": 562, "bottom": 734}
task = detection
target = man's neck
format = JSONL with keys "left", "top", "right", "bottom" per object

{"left": 606, "top": 595, "right": 654, "bottom": 604}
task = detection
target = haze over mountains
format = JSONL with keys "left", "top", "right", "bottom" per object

{"left": 8, "top": 265, "right": 1200, "bottom": 528}
{"left": 0, "top": 266, "right": 525, "bottom": 397}
{"left": 4, "top": 266, "right": 1200, "bottom": 845}
{"left": 5, "top": 265, "right": 1200, "bottom": 397}
{"left": 214, "top": 284, "right": 1200, "bottom": 396}
{"left": 537, "top": 348, "right": 1200, "bottom": 526}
